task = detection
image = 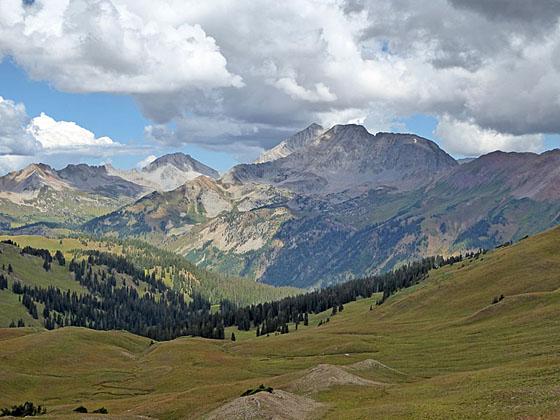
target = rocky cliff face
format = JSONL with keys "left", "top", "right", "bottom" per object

{"left": 226, "top": 124, "right": 457, "bottom": 194}
{"left": 107, "top": 152, "right": 220, "bottom": 192}
{"left": 255, "top": 123, "right": 325, "bottom": 163}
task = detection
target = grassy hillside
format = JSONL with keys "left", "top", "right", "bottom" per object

{"left": 0, "top": 235, "right": 302, "bottom": 307}
{"left": 0, "top": 242, "right": 88, "bottom": 328}
{"left": 2, "top": 226, "right": 560, "bottom": 418}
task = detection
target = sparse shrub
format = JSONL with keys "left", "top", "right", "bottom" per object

{"left": 0, "top": 401, "right": 46, "bottom": 417}
{"left": 492, "top": 294, "right": 505, "bottom": 305}
{"left": 93, "top": 407, "right": 108, "bottom": 414}
{"left": 73, "top": 406, "right": 88, "bottom": 413}
{"left": 241, "top": 384, "right": 273, "bottom": 397}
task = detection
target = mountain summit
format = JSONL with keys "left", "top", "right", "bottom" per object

{"left": 228, "top": 124, "right": 457, "bottom": 194}
{"left": 0, "top": 163, "right": 144, "bottom": 198}
{"left": 255, "top": 123, "right": 325, "bottom": 163}
{"left": 106, "top": 152, "right": 219, "bottom": 192}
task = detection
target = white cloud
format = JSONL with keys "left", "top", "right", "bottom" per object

{"left": 274, "top": 78, "right": 337, "bottom": 103}
{"left": 136, "top": 154, "right": 156, "bottom": 169}
{"left": 1, "top": 0, "right": 560, "bottom": 156}
{"left": 0, "top": 155, "right": 34, "bottom": 175}
{"left": 0, "top": 96, "right": 146, "bottom": 175}
{"left": 28, "top": 113, "right": 118, "bottom": 153}
{"left": 0, "top": 96, "right": 42, "bottom": 155}
{"left": 0, "top": 0, "right": 242, "bottom": 94}
{"left": 435, "top": 115, "right": 544, "bottom": 157}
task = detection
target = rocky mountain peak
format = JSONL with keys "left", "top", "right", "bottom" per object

{"left": 19, "top": 163, "right": 55, "bottom": 177}
{"left": 143, "top": 152, "right": 219, "bottom": 179}
{"left": 255, "top": 123, "right": 325, "bottom": 163}
{"left": 102, "top": 152, "right": 220, "bottom": 192}
{"left": 228, "top": 123, "right": 457, "bottom": 194}
{"left": 144, "top": 152, "right": 193, "bottom": 171}
{"left": 328, "top": 123, "right": 369, "bottom": 136}
{"left": 0, "top": 163, "right": 68, "bottom": 193}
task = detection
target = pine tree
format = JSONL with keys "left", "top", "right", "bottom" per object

{"left": 54, "top": 250, "right": 66, "bottom": 266}
{"left": 8, "top": 263, "right": 13, "bottom": 274}
{"left": 231, "top": 332, "right": 236, "bottom": 341}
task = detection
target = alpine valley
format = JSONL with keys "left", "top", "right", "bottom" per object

{"left": 3, "top": 124, "right": 560, "bottom": 288}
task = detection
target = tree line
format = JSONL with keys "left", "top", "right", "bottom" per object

{"left": 218, "top": 252, "right": 482, "bottom": 336}
{"left": 2, "top": 240, "right": 484, "bottom": 341}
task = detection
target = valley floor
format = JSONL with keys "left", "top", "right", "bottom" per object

{"left": 3, "top": 227, "right": 560, "bottom": 419}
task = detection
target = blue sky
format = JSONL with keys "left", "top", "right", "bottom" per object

{"left": 0, "top": 60, "right": 239, "bottom": 172}
{"left": 1, "top": 53, "right": 559, "bottom": 175}
{"left": 1, "top": 1, "right": 560, "bottom": 177}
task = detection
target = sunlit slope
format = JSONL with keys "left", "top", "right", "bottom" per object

{"left": 1, "top": 226, "right": 560, "bottom": 418}
{"left": 0, "top": 235, "right": 302, "bottom": 307}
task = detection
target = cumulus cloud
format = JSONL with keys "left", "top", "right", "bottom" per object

{"left": 0, "top": 96, "right": 42, "bottom": 155}
{"left": 435, "top": 115, "right": 544, "bottom": 157}
{"left": 28, "top": 113, "right": 119, "bottom": 154}
{"left": 2, "top": 0, "right": 560, "bottom": 157}
{"left": 0, "top": 0, "right": 242, "bottom": 93}
{"left": 0, "top": 96, "right": 143, "bottom": 174}
{"left": 274, "top": 78, "right": 337, "bottom": 103}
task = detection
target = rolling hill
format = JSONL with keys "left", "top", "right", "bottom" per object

{"left": 1, "top": 225, "right": 560, "bottom": 418}
{"left": 0, "top": 235, "right": 301, "bottom": 327}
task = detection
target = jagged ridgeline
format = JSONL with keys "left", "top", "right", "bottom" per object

{"left": 0, "top": 237, "right": 471, "bottom": 341}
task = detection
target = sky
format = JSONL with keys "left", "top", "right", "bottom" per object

{"left": 0, "top": 0, "right": 560, "bottom": 175}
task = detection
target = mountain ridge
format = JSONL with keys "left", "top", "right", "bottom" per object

{"left": 0, "top": 153, "right": 220, "bottom": 226}
{"left": 226, "top": 124, "right": 457, "bottom": 195}
{"left": 105, "top": 152, "right": 219, "bottom": 192}
{"left": 5, "top": 123, "right": 560, "bottom": 288}
{"left": 82, "top": 123, "right": 560, "bottom": 287}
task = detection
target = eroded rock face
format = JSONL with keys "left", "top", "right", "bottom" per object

{"left": 226, "top": 124, "right": 457, "bottom": 195}
{"left": 254, "top": 123, "right": 325, "bottom": 163}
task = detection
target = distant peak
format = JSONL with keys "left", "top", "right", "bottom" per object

{"left": 305, "top": 122, "right": 323, "bottom": 131}
{"left": 329, "top": 124, "right": 369, "bottom": 135}
{"left": 141, "top": 152, "right": 219, "bottom": 180}
{"left": 20, "top": 163, "right": 55, "bottom": 175}
{"left": 146, "top": 152, "right": 193, "bottom": 169}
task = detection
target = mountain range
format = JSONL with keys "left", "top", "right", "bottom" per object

{"left": 3, "top": 124, "right": 560, "bottom": 288}
{"left": 0, "top": 153, "right": 219, "bottom": 228}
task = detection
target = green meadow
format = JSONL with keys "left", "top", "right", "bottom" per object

{"left": 1, "top": 226, "right": 560, "bottom": 418}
